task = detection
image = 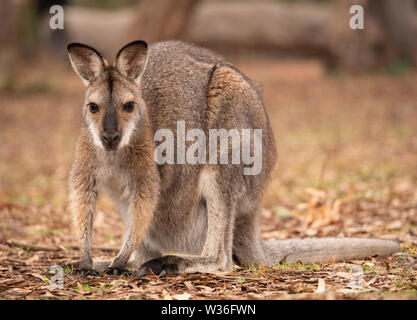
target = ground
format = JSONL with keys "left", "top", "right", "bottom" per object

{"left": 0, "top": 57, "right": 416, "bottom": 299}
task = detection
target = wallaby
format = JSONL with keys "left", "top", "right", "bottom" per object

{"left": 67, "top": 40, "right": 400, "bottom": 276}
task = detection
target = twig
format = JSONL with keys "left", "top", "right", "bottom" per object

{"left": 5, "top": 240, "right": 118, "bottom": 253}
{"left": 6, "top": 240, "right": 56, "bottom": 252}
{"left": 65, "top": 244, "right": 119, "bottom": 252}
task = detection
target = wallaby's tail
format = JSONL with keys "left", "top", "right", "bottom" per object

{"left": 262, "top": 238, "right": 400, "bottom": 265}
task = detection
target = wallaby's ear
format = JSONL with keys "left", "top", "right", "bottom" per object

{"left": 67, "top": 43, "right": 106, "bottom": 86}
{"left": 115, "top": 40, "right": 148, "bottom": 82}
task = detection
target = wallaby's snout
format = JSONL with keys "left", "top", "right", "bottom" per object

{"left": 101, "top": 112, "right": 120, "bottom": 150}
{"left": 102, "top": 129, "right": 120, "bottom": 150}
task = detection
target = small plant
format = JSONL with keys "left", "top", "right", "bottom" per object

{"left": 387, "top": 59, "right": 412, "bottom": 76}
{"left": 62, "top": 265, "right": 73, "bottom": 274}
{"left": 273, "top": 262, "right": 321, "bottom": 271}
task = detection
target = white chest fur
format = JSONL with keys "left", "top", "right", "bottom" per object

{"left": 95, "top": 154, "right": 132, "bottom": 207}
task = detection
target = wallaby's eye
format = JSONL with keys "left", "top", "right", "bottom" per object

{"left": 123, "top": 101, "right": 135, "bottom": 113}
{"left": 88, "top": 102, "right": 99, "bottom": 113}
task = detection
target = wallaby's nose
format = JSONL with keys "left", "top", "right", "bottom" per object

{"left": 102, "top": 130, "right": 120, "bottom": 147}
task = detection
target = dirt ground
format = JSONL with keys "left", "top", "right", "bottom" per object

{"left": 0, "top": 57, "right": 416, "bottom": 299}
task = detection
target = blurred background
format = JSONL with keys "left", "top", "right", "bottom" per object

{"left": 0, "top": 0, "right": 417, "bottom": 248}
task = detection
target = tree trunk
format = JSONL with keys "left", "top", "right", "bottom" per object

{"left": 328, "top": 0, "right": 417, "bottom": 71}
{"left": 370, "top": 0, "right": 416, "bottom": 62}
{"left": 127, "top": 0, "right": 199, "bottom": 43}
{"left": 185, "top": 1, "right": 332, "bottom": 56}
{"left": 0, "top": 0, "right": 27, "bottom": 88}
{"left": 62, "top": 0, "right": 417, "bottom": 72}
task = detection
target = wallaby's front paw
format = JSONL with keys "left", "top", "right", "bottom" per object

{"left": 71, "top": 259, "right": 99, "bottom": 276}
{"left": 104, "top": 267, "right": 131, "bottom": 276}
{"left": 137, "top": 255, "right": 184, "bottom": 276}
{"left": 70, "top": 269, "right": 100, "bottom": 276}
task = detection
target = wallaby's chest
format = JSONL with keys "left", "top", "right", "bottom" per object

{"left": 95, "top": 160, "right": 131, "bottom": 202}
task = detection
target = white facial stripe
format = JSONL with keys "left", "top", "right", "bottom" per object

{"left": 87, "top": 118, "right": 104, "bottom": 149}
{"left": 87, "top": 90, "right": 101, "bottom": 103}
{"left": 119, "top": 118, "right": 137, "bottom": 148}
{"left": 123, "top": 97, "right": 135, "bottom": 104}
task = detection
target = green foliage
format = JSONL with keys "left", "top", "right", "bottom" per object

{"left": 71, "top": 0, "right": 136, "bottom": 9}
{"left": 0, "top": 77, "right": 58, "bottom": 94}
{"left": 387, "top": 59, "right": 413, "bottom": 76}
{"left": 273, "top": 206, "right": 294, "bottom": 218}
{"left": 273, "top": 262, "right": 321, "bottom": 271}
{"left": 62, "top": 265, "right": 74, "bottom": 274}
{"left": 76, "top": 283, "right": 99, "bottom": 292}
{"left": 104, "top": 233, "right": 116, "bottom": 240}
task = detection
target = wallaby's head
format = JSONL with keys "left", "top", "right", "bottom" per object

{"left": 68, "top": 41, "right": 148, "bottom": 151}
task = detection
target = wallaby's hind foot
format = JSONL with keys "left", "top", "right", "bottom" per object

{"left": 131, "top": 241, "right": 163, "bottom": 269}
{"left": 137, "top": 255, "right": 183, "bottom": 276}
{"left": 70, "top": 268, "right": 100, "bottom": 277}
{"left": 91, "top": 240, "right": 163, "bottom": 276}
{"left": 103, "top": 266, "right": 131, "bottom": 276}
{"left": 91, "top": 259, "right": 136, "bottom": 274}
{"left": 137, "top": 255, "right": 226, "bottom": 276}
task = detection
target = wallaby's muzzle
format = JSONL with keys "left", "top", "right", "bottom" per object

{"left": 102, "top": 129, "right": 120, "bottom": 150}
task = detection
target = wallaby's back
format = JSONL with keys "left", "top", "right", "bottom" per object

{"left": 141, "top": 41, "right": 227, "bottom": 131}
{"left": 140, "top": 41, "right": 264, "bottom": 132}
